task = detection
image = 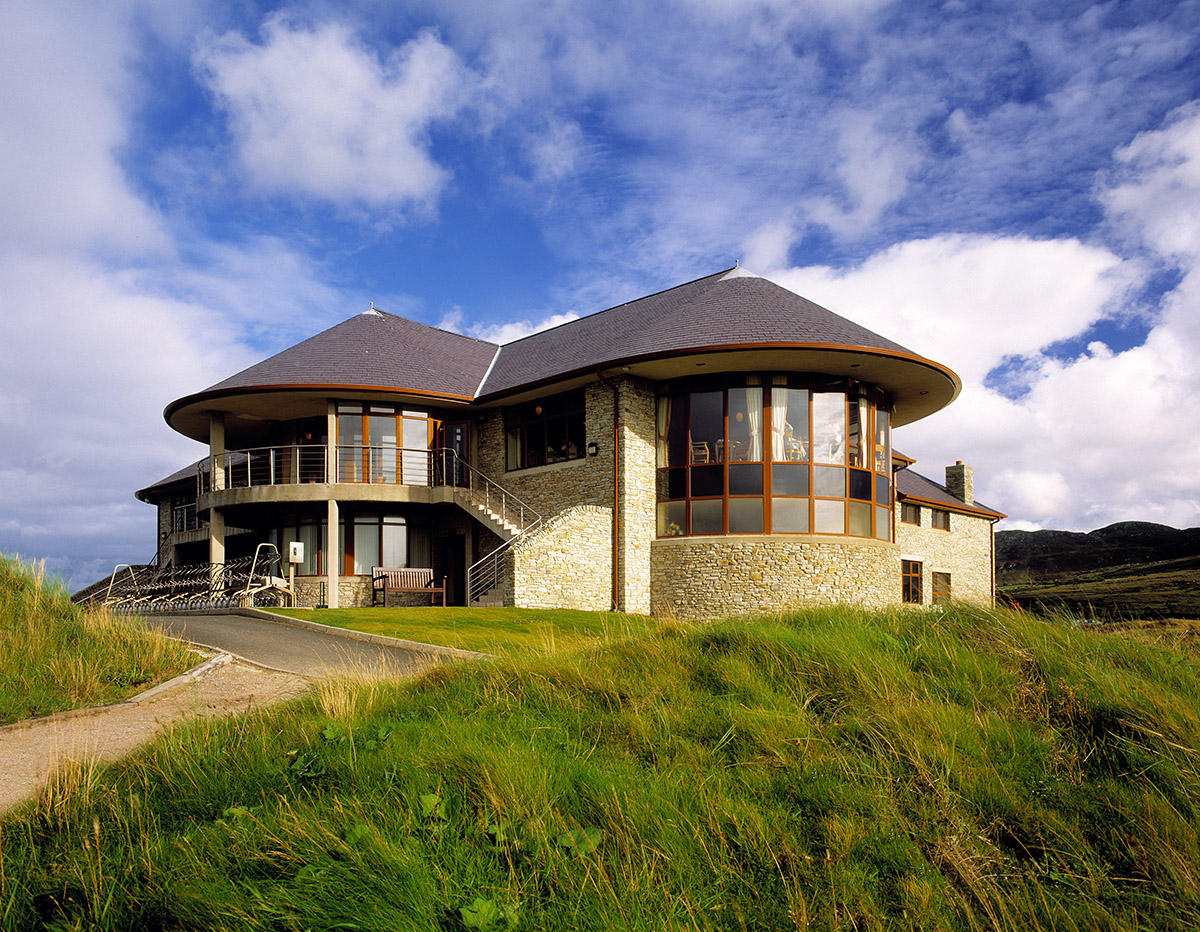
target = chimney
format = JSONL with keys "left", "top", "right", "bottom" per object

{"left": 946, "top": 460, "right": 973, "bottom": 504}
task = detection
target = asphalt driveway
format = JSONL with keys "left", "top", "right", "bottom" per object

{"left": 142, "top": 613, "right": 440, "bottom": 678}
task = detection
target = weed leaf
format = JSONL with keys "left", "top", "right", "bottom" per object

{"left": 556, "top": 827, "right": 603, "bottom": 857}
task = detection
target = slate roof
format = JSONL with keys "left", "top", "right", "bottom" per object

{"left": 199, "top": 311, "right": 499, "bottom": 400}
{"left": 896, "top": 467, "right": 1004, "bottom": 519}
{"left": 477, "top": 269, "right": 917, "bottom": 398}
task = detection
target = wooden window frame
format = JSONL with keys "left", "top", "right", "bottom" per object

{"left": 901, "top": 502, "right": 920, "bottom": 525}
{"left": 655, "top": 375, "right": 893, "bottom": 541}
{"left": 902, "top": 559, "right": 923, "bottom": 604}
{"left": 932, "top": 572, "right": 951, "bottom": 605}
{"left": 505, "top": 389, "right": 586, "bottom": 471}
{"left": 931, "top": 508, "right": 951, "bottom": 531}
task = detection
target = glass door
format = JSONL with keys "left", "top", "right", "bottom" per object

{"left": 438, "top": 421, "right": 470, "bottom": 486}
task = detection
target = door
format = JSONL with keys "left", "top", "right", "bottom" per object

{"left": 438, "top": 532, "right": 467, "bottom": 605}
{"left": 437, "top": 421, "right": 471, "bottom": 487}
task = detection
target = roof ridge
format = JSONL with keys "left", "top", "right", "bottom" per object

{"left": 369, "top": 307, "right": 500, "bottom": 348}
{"left": 494, "top": 267, "right": 736, "bottom": 348}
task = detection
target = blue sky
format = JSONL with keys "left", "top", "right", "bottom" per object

{"left": 2, "top": 0, "right": 1200, "bottom": 588}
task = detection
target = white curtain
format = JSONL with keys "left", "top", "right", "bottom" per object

{"left": 770, "top": 387, "right": 788, "bottom": 461}
{"left": 746, "top": 387, "right": 762, "bottom": 461}
{"left": 656, "top": 396, "right": 671, "bottom": 467}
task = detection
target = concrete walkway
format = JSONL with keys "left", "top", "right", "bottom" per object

{"left": 0, "top": 656, "right": 308, "bottom": 814}
{"left": 140, "top": 613, "right": 439, "bottom": 678}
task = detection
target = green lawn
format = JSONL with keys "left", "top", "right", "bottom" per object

{"left": 0, "top": 555, "right": 194, "bottom": 724}
{"left": 5, "top": 602, "right": 1200, "bottom": 929}
{"left": 270, "top": 605, "right": 663, "bottom": 655}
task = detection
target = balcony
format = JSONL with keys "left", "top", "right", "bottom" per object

{"left": 196, "top": 444, "right": 534, "bottom": 539}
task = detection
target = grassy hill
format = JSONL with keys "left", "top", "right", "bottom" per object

{"left": 0, "top": 555, "right": 193, "bottom": 723}
{"left": 998, "top": 522, "right": 1200, "bottom": 619}
{"left": 3, "top": 603, "right": 1199, "bottom": 929}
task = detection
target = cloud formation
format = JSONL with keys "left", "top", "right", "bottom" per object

{"left": 196, "top": 17, "right": 471, "bottom": 210}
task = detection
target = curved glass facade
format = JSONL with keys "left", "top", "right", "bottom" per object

{"left": 655, "top": 375, "right": 892, "bottom": 540}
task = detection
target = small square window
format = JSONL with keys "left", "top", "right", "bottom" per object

{"left": 901, "top": 502, "right": 920, "bottom": 524}
{"left": 931, "top": 509, "right": 950, "bottom": 531}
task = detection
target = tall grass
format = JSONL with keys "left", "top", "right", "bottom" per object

{"left": 0, "top": 556, "right": 193, "bottom": 724}
{"left": 2, "top": 602, "right": 1199, "bottom": 929}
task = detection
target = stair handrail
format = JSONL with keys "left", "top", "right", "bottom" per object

{"left": 426, "top": 447, "right": 545, "bottom": 606}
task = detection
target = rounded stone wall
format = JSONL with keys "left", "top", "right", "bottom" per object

{"left": 650, "top": 535, "right": 901, "bottom": 620}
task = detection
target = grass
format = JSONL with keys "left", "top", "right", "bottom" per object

{"left": 271, "top": 605, "right": 662, "bottom": 655}
{"left": 3, "top": 601, "right": 1200, "bottom": 929}
{"left": 0, "top": 555, "right": 194, "bottom": 725}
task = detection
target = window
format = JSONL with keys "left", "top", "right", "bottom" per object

{"left": 655, "top": 375, "right": 892, "bottom": 540}
{"left": 901, "top": 502, "right": 920, "bottom": 525}
{"left": 931, "top": 509, "right": 950, "bottom": 530}
{"left": 336, "top": 403, "right": 432, "bottom": 484}
{"left": 932, "top": 572, "right": 951, "bottom": 605}
{"left": 902, "top": 560, "right": 922, "bottom": 604}
{"left": 506, "top": 389, "right": 585, "bottom": 470}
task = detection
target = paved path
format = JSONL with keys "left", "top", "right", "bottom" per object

{"left": 0, "top": 657, "right": 308, "bottom": 814}
{"left": 140, "top": 613, "right": 437, "bottom": 678}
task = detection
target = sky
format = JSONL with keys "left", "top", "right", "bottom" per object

{"left": 2, "top": 0, "right": 1199, "bottom": 590}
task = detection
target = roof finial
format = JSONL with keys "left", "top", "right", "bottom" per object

{"left": 735, "top": 257, "right": 740, "bottom": 267}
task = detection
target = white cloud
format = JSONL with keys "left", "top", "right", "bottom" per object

{"left": 0, "top": 1, "right": 167, "bottom": 257}
{"left": 1103, "top": 100, "right": 1200, "bottom": 262}
{"left": 439, "top": 306, "right": 581, "bottom": 345}
{"left": 196, "top": 17, "right": 471, "bottom": 210}
{"left": 770, "top": 234, "right": 1139, "bottom": 384}
{"left": 758, "top": 112, "right": 1200, "bottom": 534}
{"left": 805, "top": 111, "right": 921, "bottom": 237}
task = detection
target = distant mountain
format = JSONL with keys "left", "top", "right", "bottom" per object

{"left": 997, "top": 522, "right": 1200, "bottom": 619}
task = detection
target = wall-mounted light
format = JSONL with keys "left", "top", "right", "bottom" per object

{"left": 587, "top": 441, "right": 599, "bottom": 456}
{"left": 534, "top": 404, "right": 544, "bottom": 416}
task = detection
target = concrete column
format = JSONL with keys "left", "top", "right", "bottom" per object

{"left": 326, "top": 498, "right": 340, "bottom": 609}
{"left": 209, "top": 508, "right": 225, "bottom": 579}
{"left": 210, "top": 411, "right": 225, "bottom": 491}
{"left": 326, "top": 400, "right": 337, "bottom": 484}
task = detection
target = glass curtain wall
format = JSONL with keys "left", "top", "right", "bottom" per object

{"left": 656, "top": 375, "right": 892, "bottom": 541}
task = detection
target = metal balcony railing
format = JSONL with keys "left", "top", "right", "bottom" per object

{"left": 195, "top": 445, "right": 543, "bottom": 605}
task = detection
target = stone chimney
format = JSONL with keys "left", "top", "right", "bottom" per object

{"left": 946, "top": 461, "right": 973, "bottom": 504}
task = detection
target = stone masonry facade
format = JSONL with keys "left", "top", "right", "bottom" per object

{"left": 895, "top": 505, "right": 993, "bottom": 604}
{"left": 651, "top": 536, "right": 902, "bottom": 620}
{"left": 507, "top": 505, "right": 612, "bottom": 610}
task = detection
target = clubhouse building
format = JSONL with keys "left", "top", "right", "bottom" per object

{"left": 136, "top": 268, "right": 1003, "bottom": 618}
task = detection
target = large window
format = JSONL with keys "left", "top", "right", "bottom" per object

{"left": 336, "top": 404, "right": 432, "bottom": 484}
{"left": 656, "top": 375, "right": 892, "bottom": 540}
{"left": 902, "top": 560, "right": 922, "bottom": 604}
{"left": 506, "top": 389, "right": 586, "bottom": 471}
{"left": 269, "top": 513, "right": 431, "bottom": 575}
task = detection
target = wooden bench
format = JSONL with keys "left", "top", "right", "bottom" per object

{"left": 371, "top": 567, "right": 446, "bottom": 607}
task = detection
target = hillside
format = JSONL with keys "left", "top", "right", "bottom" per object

{"left": 4, "top": 603, "right": 1199, "bottom": 930}
{"left": 998, "top": 522, "right": 1200, "bottom": 619}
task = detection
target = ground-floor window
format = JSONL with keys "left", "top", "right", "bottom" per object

{"left": 902, "top": 560, "right": 922, "bottom": 604}
{"left": 268, "top": 512, "right": 431, "bottom": 575}
{"left": 932, "top": 571, "right": 951, "bottom": 604}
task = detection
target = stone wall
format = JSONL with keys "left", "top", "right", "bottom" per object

{"left": 617, "top": 378, "right": 656, "bottom": 614}
{"left": 894, "top": 505, "right": 994, "bottom": 603}
{"left": 475, "top": 382, "right": 615, "bottom": 516}
{"left": 292, "top": 574, "right": 374, "bottom": 608}
{"left": 651, "top": 535, "right": 901, "bottom": 620}
{"left": 508, "top": 505, "right": 613, "bottom": 610}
